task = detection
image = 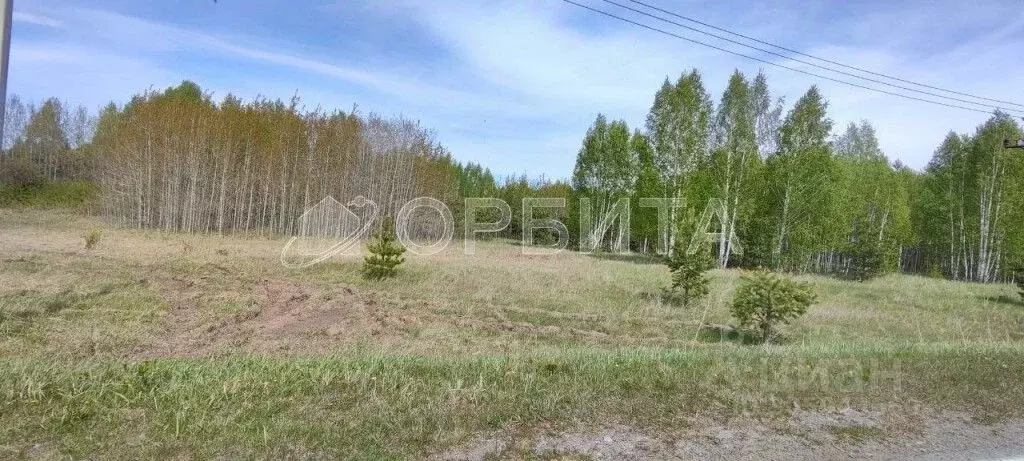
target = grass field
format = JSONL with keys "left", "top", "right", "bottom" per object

{"left": 2, "top": 209, "right": 1024, "bottom": 459}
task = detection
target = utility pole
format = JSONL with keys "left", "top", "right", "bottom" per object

{"left": 0, "top": 0, "right": 11, "bottom": 151}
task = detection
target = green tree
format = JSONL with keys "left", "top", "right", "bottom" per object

{"left": 645, "top": 70, "right": 712, "bottom": 251}
{"left": 630, "top": 131, "right": 662, "bottom": 252}
{"left": 916, "top": 113, "right": 1024, "bottom": 282}
{"left": 763, "top": 86, "right": 839, "bottom": 270}
{"left": 708, "top": 70, "right": 758, "bottom": 267}
{"left": 834, "top": 121, "right": 907, "bottom": 276}
{"left": 730, "top": 270, "right": 817, "bottom": 343}
{"left": 497, "top": 174, "right": 530, "bottom": 240}
{"left": 845, "top": 207, "right": 886, "bottom": 281}
{"left": 915, "top": 132, "right": 969, "bottom": 278}
{"left": 10, "top": 98, "right": 70, "bottom": 181}
{"left": 750, "top": 72, "right": 784, "bottom": 158}
{"left": 458, "top": 162, "right": 497, "bottom": 198}
{"left": 663, "top": 215, "right": 712, "bottom": 305}
{"left": 362, "top": 217, "right": 406, "bottom": 280}
{"left": 571, "top": 115, "right": 636, "bottom": 251}
{"left": 887, "top": 162, "right": 918, "bottom": 272}
{"left": 664, "top": 238, "right": 714, "bottom": 307}
{"left": 734, "top": 163, "right": 775, "bottom": 269}
{"left": 734, "top": 72, "right": 781, "bottom": 269}
{"left": 0, "top": 156, "right": 45, "bottom": 187}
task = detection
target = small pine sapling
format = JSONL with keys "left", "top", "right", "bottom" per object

{"left": 362, "top": 217, "right": 406, "bottom": 280}
{"left": 730, "top": 270, "right": 817, "bottom": 343}
{"left": 664, "top": 239, "right": 714, "bottom": 307}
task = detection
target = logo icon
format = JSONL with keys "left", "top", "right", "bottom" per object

{"left": 280, "top": 196, "right": 378, "bottom": 268}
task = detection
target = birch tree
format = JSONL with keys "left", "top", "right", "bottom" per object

{"left": 708, "top": 70, "right": 757, "bottom": 267}
{"left": 13, "top": 99, "right": 70, "bottom": 181}
{"left": 631, "top": 131, "right": 662, "bottom": 252}
{"left": 92, "top": 81, "right": 465, "bottom": 237}
{"left": 645, "top": 70, "right": 712, "bottom": 251}
{"left": 764, "top": 86, "right": 838, "bottom": 270}
{"left": 571, "top": 114, "right": 636, "bottom": 250}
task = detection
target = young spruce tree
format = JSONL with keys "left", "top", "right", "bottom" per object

{"left": 664, "top": 223, "right": 714, "bottom": 307}
{"left": 731, "top": 270, "right": 816, "bottom": 343}
{"left": 363, "top": 217, "right": 406, "bottom": 280}
{"left": 845, "top": 210, "right": 886, "bottom": 281}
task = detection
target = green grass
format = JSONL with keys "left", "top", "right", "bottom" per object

{"left": 2, "top": 343, "right": 1023, "bottom": 459}
{"left": 0, "top": 181, "right": 98, "bottom": 210}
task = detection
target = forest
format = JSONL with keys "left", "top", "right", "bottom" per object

{"left": 1, "top": 71, "right": 1022, "bottom": 282}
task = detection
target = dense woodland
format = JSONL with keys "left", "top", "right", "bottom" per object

{"left": 569, "top": 70, "right": 1022, "bottom": 282}
{"left": 1, "top": 75, "right": 1022, "bottom": 282}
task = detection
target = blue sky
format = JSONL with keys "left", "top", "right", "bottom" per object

{"left": 10, "top": 0, "right": 1024, "bottom": 179}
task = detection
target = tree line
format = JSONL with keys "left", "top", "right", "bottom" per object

{"left": 1, "top": 76, "right": 1021, "bottom": 282}
{"left": 568, "top": 69, "right": 1023, "bottom": 282}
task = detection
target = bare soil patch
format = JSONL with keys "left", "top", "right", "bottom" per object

{"left": 437, "top": 409, "right": 1024, "bottom": 460}
{"left": 140, "top": 274, "right": 435, "bottom": 357}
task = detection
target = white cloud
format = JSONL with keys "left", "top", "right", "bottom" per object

{"left": 66, "top": 8, "right": 543, "bottom": 120}
{"left": 13, "top": 12, "right": 62, "bottom": 29}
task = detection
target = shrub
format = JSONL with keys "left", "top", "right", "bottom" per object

{"left": 362, "top": 217, "right": 406, "bottom": 280}
{"left": 0, "top": 157, "right": 46, "bottom": 188}
{"left": 663, "top": 239, "right": 713, "bottom": 307}
{"left": 730, "top": 270, "right": 817, "bottom": 343}
{"left": 0, "top": 180, "right": 98, "bottom": 209}
{"left": 846, "top": 235, "right": 885, "bottom": 281}
{"left": 83, "top": 229, "right": 102, "bottom": 250}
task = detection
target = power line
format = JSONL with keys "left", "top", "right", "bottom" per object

{"left": 598, "top": 0, "right": 1024, "bottom": 114}
{"left": 565, "top": 0, "right": 1011, "bottom": 117}
{"left": 565, "top": 0, "right": 1010, "bottom": 116}
{"left": 624, "top": 0, "right": 1024, "bottom": 110}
